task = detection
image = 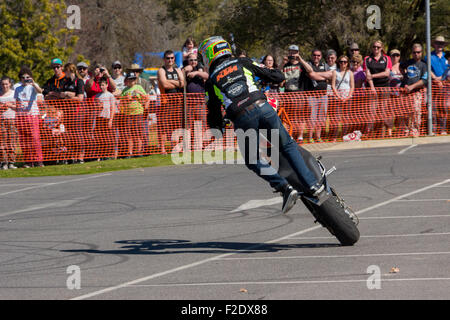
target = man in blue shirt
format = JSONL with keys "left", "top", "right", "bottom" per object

{"left": 403, "top": 44, "right": 428, "bottom": 137}
{"left": 428, "top": 36, "right": 448, "bottom": 80}
{"left": 426, "top": 36, "right": 448, "bottom": 134}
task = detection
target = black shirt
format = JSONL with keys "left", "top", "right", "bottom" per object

{"left": 42, "top": 74, "right": 74, "bottom": 96}
{"left": 301, "top": 61, "right": 329, "bottom": 91}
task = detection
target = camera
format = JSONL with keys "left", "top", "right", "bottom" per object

{"left": 288, "top": 55, "right": 294, "bottom": 60}
{"left": 99, "top": 68, "right": 105, "bottom": 73}
{"left": 25, "top": 79, "right": 33, "bottom": 84}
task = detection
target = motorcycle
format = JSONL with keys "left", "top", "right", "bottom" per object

{"left": 277, "top": 145, "right": 360, "bottom": 246}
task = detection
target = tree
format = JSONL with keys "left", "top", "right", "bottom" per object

{"left": 165, "top": 0, "right": 449, "bottom": 61}
{"left": 0, "top": 0, "right": 79, "bottom": 84}
{"left": 68, "top": 0, "right": 187, "bottom": 69}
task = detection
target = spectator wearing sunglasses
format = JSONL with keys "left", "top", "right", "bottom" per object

{"left": 77, "top": 62, "right": 90, "bottom": 85}
{"left": 330, "top": 55, "right": 355, "bottom": 141}
{"left": 389, "top": 49, "right": 405, "bottom": 137}
{"left": 42, "top": 58, "right": 74, "bottom": 101}
{"left": 363, "top": 40, "right": 392, "bottom": 138}
{"left": 402, "top": 43, "right": 428, "bottom": 137}
{"left": 348, "top": 43, "right": 360, "bottom": 60}
{"left": 183, "top": 53, "right": 209, "bottom": 144}
{"left": 14, "top": 66, "right": 44, "bottom": 167}
{"left": 351, "top": 54, "right": 366, "bottom": 89}
{"left": 111, "top": 61, "right": 125, "bottom": 96}
{"left": 157, "top": 50, "right": 185, "bottom": 154}
{"left": 126, "top": 63, "right": 154, "bottom": 95}
{"left": 183, "top": 53, "right": 208, "bottom": 93}
{"left": 300, "top": 49, "right": 333, "bottom": 143}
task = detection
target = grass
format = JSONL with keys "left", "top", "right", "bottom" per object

{"left": 0, "top": 151, "right": 242, "bottom": 179}
{"left": 0, "top": 154, "right": 176, "bottom": 178}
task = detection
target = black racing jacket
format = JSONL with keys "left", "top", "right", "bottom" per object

{"left": 205, "top": 56, "right": 285, "bottom": 129}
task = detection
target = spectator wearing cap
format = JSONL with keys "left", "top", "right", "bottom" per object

{"left": 42, "top": 58, "right": 74, "bottom": 101}
{"left": 428, "top": 36, "right": 448, "bottom": 81}
{"left": 75, "top": 61, "right": 90, "bottom": 162}
{"left": 77, "top": 62, "right": 90, "bottom": 85}
{"left": 348, "top": 43, "right": 360, "bottom": 59}
{"left": 281, "top": 44, "right": 308, "bottom": 143}
{"left": 426, "top": 36, "right": 448, "bottom": 134}
{"left": 42, "top": 58, "right": 83, "bottom": 162}
{"left": 281, "top": 45, "right": 304, "bottom": 92}
{"left": 126, "top": 63, "right": 157, "bottom": 154}
{"left": 326, "top": 49, "right": 338, "bottom": 71}
{"left": 111, "top": 61, "right": 125, "bottom": 96}
{"left": 119, "top": 72, "right": 148, "bottom": 158}
{"left": 441, "top": 53, "right": 450, "bottom": 135}
{"left": 126, "top": 63, "right": 154, "bottom": 94}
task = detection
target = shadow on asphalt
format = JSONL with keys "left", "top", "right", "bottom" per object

{"left": 62, "top": 239, "right": 340, "bottom": 255}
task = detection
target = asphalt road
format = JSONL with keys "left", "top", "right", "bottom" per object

{"left": 0, "top": 142, "right": 449, "bottom": 301}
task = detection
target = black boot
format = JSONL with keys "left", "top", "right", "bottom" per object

{"left": 310, "top": 183, "right": 325, "bottom": 197}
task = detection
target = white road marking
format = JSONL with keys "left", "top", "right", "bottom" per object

{"left": 0, "top": 198, "right": 86, "bottom": 218}
{"left": 359, "top": 215, "right": 450, "bottom": 220}
{"left": 0, "top": 173, "right": 112, "bottom": 197}
{"left": 354, "top": 179, "right": 450, "bottom": 216}
{"left": 128, "top": 277, "right": 450, "bottom": 288}
{"left": 219, "top": 251, "right": 450, "bottom": 261}
{"left": 287, "top": 232, "right": 450, "bottom": 240}
{"left": 398, "top": 144, "right": 418, "bottom": 154}
{"left": 230, "top": 197, "right": 282, "bottom": 213}
{"left": 395, "top": 199, "right": 450, "bottom": 201}
{"left": 71, "top": 178, "right": 450, "bottom": 300}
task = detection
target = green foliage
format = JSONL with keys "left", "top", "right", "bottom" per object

{"left": 0, "top": 0, "right": 79, "bottom": 84}
{"left": 165, "top": 0, "right": 449, "bottom": 61}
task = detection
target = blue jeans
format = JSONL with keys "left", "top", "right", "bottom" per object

{"left": 232, "top": 102, "right": 318, "bottom": 191}
{"left": 308, "top": 95, "right": 328, "bottom": 129}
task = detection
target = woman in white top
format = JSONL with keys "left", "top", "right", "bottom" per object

{"left": 13, "top": 66, "right": 44, "bottom": 167}
{"left": 389, "top": 49, "right": 404, "bottom": 137}
{"left": 330, "top": 55, "right": 355, "bottom": 141}
{"left": 0, "top": 76, "right": 18, "bottom": 169}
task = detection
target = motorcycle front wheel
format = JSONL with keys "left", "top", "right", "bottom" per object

{"left": 302, "top": 193, "right": 360, "bottom": 246}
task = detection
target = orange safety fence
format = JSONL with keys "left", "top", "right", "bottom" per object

{"left": 1, "top": 84, "right": 449, "bottom": 163}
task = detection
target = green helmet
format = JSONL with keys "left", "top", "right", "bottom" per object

{"left": 198, "top": 36, "right": 232, "bottom": 67}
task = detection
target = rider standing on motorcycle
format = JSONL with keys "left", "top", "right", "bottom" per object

{"left": 199, "top": 36, "right": 325, "bottom": 214}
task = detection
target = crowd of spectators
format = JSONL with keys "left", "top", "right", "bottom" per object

{"left": 0, "top": 35, "right": 449, "bottom": 169}
{"left": 271, "top": 36, "right": 449, "bottom": 143}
